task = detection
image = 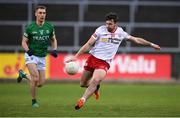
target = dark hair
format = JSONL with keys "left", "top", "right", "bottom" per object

{"left": 35, "top": 5, "right": 46, "bottom": 11}
{"left": 105, "top": 12, "right": 119, "bottom": 23}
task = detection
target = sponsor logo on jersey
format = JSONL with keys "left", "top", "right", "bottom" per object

{"left": 32, "top": 35, "right": 50, "bottom": 41}
{"left": 100, "top": 38, "right": 121, "bottom": 44}
{"left": 100, "top": 38, "right": 109, "bottom": 42}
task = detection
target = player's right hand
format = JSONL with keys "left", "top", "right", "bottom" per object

{"left": 26, "top": 50, "right": 34, "bottom": 56}
{"left": 65, "top": 56, "right": 77, "bottom": 63}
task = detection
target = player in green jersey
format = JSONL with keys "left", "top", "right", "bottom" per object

{"left": 17, "top": 5, "right": 58, "bottom": 108}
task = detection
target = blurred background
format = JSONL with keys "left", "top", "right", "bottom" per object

{"left": 0, "top": 0, "right": 180, "bottom": 82}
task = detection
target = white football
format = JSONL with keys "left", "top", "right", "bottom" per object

{"left": 65, "top": 61, "right": 79, "bottom": 75}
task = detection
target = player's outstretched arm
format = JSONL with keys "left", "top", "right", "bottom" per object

{"left": 127, "top": 35, "right": 161, "bottom": 50}
{"left": 66, "top": 36, "right": 96, "bottom": 63}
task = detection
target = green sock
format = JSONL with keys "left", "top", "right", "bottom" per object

{"left": 32, "top": 99, "right": 37, "bottom": 104}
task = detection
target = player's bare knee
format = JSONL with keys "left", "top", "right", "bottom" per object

{"left": 30, "top": 80, "right": 38, "bottom": 87}
{"left": 31, "top": 78, "right": 38, "bottom": 83}
{"left": 31, "top": 74, "right": 39, "bottom": 82}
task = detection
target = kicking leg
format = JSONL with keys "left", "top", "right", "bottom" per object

{"left": 80, "top": 70, "right": 100, "bottom": 99}
{"left": 75, "top": 69, "right": 107, "bottom": 110}
{"left": 82, "top": 69, "right": 106, "bottom": 100}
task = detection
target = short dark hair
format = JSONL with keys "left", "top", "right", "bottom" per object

{"left": 105, "top": 12, "right": 119, "bottom": 23}
{"left": 35, "top": 5, "right": 46, "bottom": 11}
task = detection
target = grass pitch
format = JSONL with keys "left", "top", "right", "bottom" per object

{"left": 0, "top": 82, "right": 180, "bottom": 117}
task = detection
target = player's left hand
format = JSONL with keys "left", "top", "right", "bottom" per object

{"left": 50, "top": 50, "right": 58, "bottom": 58}
{"left": 151, "top": 43, "right": 161, "bottom": 50}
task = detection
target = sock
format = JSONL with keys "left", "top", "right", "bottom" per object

{"left": 24, "top": 73, "right": 28, "bottom": 79}
{"left": 95, "top": 84, "right": 100, "bottom": 92}
{"left": 20, "top": 70, "right": 27, "bottom": 79}
{"left": 32, "top": 99, "right": 37, "bottom": 104}
{"left": 81, "top": 97, "right": 86, "bottom": 102}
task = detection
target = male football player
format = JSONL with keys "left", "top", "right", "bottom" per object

{"left": 17, "top": 5, "right": 58, "bottom": 108}
{"left": 66, "top": 12, "right": 161, "bottom": 110}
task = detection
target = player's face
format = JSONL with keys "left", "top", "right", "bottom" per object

{"left": 106, "top": 20, "right": 117, "bottom": 32}
{"left": 35, "top": 8, "right": 46, "bottom": 22}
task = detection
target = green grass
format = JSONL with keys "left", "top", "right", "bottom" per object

{"left": 0, "top": 82, "right": 180, "bottom": 117}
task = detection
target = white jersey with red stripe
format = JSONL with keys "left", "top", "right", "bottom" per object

{"left": 89, "top": 25, "right": 130, "bottom": 63}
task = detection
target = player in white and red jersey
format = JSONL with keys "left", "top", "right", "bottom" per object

{"left": 89, "top": 25, "right": 129, "bottom": 64}
{"left": 66, "top": 12, "right": 161, "bottom": 110}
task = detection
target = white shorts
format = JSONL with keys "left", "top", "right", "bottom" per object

{"left": 25, "top": 53, "right": 46, "bottom": 70}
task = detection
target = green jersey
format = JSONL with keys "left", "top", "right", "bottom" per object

{"left": 24, "top": 21, "right": 55, "bottom": 57}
